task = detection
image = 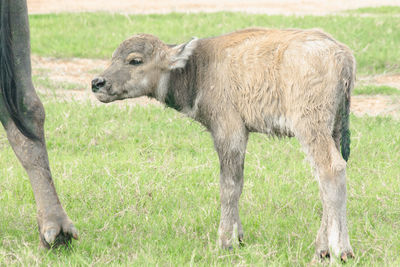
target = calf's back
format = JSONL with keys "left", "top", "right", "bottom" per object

{"left": 186, "top": 28, "right": 355, "bottom": 137}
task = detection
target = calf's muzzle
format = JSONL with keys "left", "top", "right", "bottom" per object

{"left": 91, "top": 77, "right": 106, "bottom": 92}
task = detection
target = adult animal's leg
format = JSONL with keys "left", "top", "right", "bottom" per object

{"left": 1, "top": 0, "right": 78, "bottom": 248}
{"left": 5, "top": 120, "right": 78, "bottom": 248}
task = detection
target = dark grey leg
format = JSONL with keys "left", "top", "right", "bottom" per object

{"left": 1, "top": 0, "right": 78, "bottom": 248}
{"left": 6, "top": 120, "right": 78, "bottom": 248}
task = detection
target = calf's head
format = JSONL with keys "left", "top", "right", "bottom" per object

{"left": 92, "top": 34, "right": 198, "bottom": 103}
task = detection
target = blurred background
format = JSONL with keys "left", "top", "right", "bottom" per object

{"left": 27, "top": 0, "right": 400, "bottom": 15}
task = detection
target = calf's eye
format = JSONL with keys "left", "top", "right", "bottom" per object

{"left": 129, "top": 58, "right": 143, "bottom": 65}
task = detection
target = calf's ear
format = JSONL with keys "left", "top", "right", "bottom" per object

{"left": 168, "top": 37, "right": 198, "bottom": 69}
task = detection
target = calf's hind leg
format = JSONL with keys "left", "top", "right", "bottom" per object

{"left": 211, "top": 116, "right": 248, "bottom": 249}
{"left": 297, "top": 128, "right": 353, "bottom": 261}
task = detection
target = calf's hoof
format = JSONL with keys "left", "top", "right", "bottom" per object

{"left": 319, "top": 249, "right": 330, "bottom": 259}
{"left": 38, "top": 213, "right": 78, "bottom": 249}
{"left": 313, "top": 249, "right": 354, "bottom": 264}
{"left": 218, "top": 232, "right": 244, "bottom": 250}
{"left": 340, "top": 250, "right": 355, "bottom": 262}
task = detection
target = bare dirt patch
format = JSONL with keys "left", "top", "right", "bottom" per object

{"left": 32, "top": 56, "right": 400, "bottom": 117}
{"left": 372, "top": 74, "right": 400, "bottom": 90}
{"left": 352, "top": 95, "right": 400, "bottom": 118}
{"left": 32, "top": 56, "right": 108, "bottom": 89}
{"left": 358, "top": 73, "right": 400, "bottom": 90}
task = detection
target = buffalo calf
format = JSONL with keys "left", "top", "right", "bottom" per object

{"left": 92, "top": 28, "right": 355, "bottom": 261}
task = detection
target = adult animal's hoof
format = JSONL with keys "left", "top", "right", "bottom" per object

{"left": 38, "top": 213, "right": 78, "bottom": 249}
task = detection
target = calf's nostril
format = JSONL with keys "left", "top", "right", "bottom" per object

{"left": 91, "top": 77, "right": 106, "bottom": 92}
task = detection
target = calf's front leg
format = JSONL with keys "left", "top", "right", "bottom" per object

{"left": 212, "top": 120, "right": 248, "bottom": 249}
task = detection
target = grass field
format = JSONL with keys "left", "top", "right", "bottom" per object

{"left": 1, "top": 7, "right": 400, "bottom": 266}
{"left": 29, "top": 11, "right": 400, "bottom": 75}
{"left": 346, "top": 5, "right": 400, "bottom": 15}
{"left": 1, "top": 101, "right": 399, "bottom": 265}
{"left": 353, "top": 85, "right": 400, "bottom": 95}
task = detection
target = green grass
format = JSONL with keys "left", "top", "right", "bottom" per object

{"left": 1, "top": 96, "right": 399, "bottom": 265}
{"left": 32, "top": 74, "right": 83, "bottom": 91}
{"left": 346, "top": 6, "right": 400, "bottom": 15}
{"left": 29, "top": 12, "right": 400, "bottom": 75}
{"left": 353, "top": 85, "right": 400, "bottom": 95}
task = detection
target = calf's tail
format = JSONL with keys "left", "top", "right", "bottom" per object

{"left": 340, "top": 91, "right": 351, "bottom": 162}
{"left": 339, "top": 54, "right": 355, "bottom": 162}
